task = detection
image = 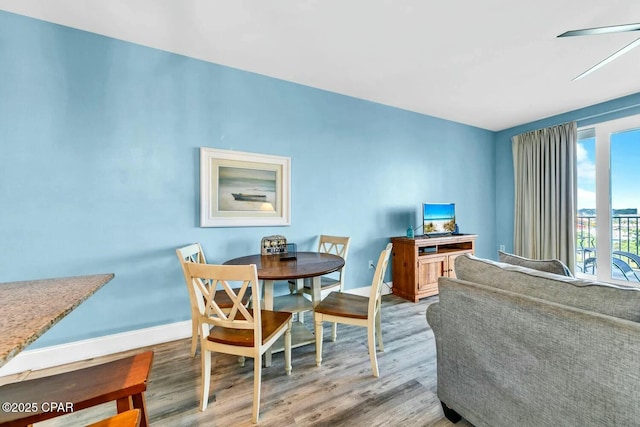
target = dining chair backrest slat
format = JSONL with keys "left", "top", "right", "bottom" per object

{"left": 185, "top": 263, "right": 261, "bottom": 340}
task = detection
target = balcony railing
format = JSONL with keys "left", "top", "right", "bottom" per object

{"left": 576, "top": 215, "right": 640, "bottom": 280}
{"left": 577, "top": 215, "right": 640, "bottom": 254}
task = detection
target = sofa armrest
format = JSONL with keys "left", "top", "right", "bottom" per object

{"left": 426, "top": 301, "right": 441, "bottom": 331}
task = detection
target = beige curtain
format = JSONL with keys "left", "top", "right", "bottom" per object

{"left": 512, "top": 122, "right": 577, "bottom": 272}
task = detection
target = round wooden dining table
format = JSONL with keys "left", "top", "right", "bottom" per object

{"left": 223, "top": 251, "right": 345, "bottom": 309}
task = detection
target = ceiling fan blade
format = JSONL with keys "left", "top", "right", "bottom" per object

{"left": 573, "top": 36, "right": 640, "bottom": 80}
{"left": 558, "top": 23, "right": 640, "bottom": 37}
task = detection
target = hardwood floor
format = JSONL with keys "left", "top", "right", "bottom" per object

{"left": 3, "top": 295, "right": 473, "bottom": 426}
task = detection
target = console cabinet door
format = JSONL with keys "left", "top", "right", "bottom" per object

{"left": 417, "top": 255, "right": 447, "bottom": 294}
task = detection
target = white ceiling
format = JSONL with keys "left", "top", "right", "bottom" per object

{"left": 2, "top": 0, "right": 640, "bottom": 131}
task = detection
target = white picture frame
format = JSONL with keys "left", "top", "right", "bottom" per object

{"left": 200, "top": 148, "right": 291, "bottom": 227}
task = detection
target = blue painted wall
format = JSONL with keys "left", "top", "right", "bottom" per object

{"left": 494, "top": 93, "right": 640, "bottom": 255}
{"left": 0, "top": 12, "right": 496, "bottom": 348}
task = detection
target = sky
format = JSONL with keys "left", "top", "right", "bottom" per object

{"left": 577, "top": 129, "right": 640, "bottom": 211}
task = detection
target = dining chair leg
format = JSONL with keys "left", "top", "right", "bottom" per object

{"left": 285, "top": 320, "right": 292, "bottom": 375}
{"left": 200, "top": 348, "right": 212, "bottom": 411}
{"left": 314, "top": 316, "right": 324, "bottom": 367}
{"left": 190, "top": 319, "right": 198, "bottom": 357}
{"left": 252, "top": 353, "right": 262, "bottom": 424}
{"left": 367, "top": 324, "right": 379, "bottom": 377}
{"left": 331, "top": 322, "right": 338, "bottom": 342}
{"left": 375, "top": 311, "right": 384, "bottom": 352}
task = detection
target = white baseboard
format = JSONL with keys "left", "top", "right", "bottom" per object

{"left": 0, "top": 320, "right": 192, "bottom": 377}
{"left": 0, "top": 282, "right": 394, "bottom": 377}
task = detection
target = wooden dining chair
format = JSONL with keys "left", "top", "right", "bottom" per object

{"left": 176, "top": 243, "right": 250, "bottom": 357}
{"left": 313, "top": 243, "right": 392, "bottom": 377}
{"left": 309, "top": 235, "right": 351, "bottom": 294}
{"left": 184, "top": 262, "right": 292, "bottom": 423}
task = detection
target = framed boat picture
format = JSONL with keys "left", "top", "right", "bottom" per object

{"left": 200, "top": 147, "right": 291, "bottom": 227}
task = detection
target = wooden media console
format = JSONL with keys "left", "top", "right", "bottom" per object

{"left": 390, "top": 234, "right": 477, "bottom": 302}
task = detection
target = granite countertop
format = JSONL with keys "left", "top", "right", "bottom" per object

{"left": 0, "top": 273, "right": 114, "bottom": 368}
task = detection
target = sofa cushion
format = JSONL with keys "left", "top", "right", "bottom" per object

{"left": 498, "top": 250, "right": 573, "bottom": 277}
{"left": 455, "top": 254, "right": 640, "bottom": 322}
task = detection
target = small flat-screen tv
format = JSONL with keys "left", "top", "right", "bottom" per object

{"left": 423, "top": 203, "right": 456, "bottom": 235}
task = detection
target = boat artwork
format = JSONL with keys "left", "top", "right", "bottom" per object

{"left": 232, "top": 193, "right": 267, "bottom": 202}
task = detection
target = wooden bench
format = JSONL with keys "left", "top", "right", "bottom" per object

{"left": 0, "top": 351, "right": 153, "bottom": 427}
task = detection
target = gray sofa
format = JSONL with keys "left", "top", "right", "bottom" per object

{"left": 426, "top": 254, "right": 640, "bottom": 427}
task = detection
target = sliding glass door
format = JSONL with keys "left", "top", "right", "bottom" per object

{"left": 576, "top": 115, "right": 640, "bottom": 284}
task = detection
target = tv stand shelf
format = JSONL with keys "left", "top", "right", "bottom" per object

{"left": 390, "top": 234, "right": 477, "bottom": 302}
